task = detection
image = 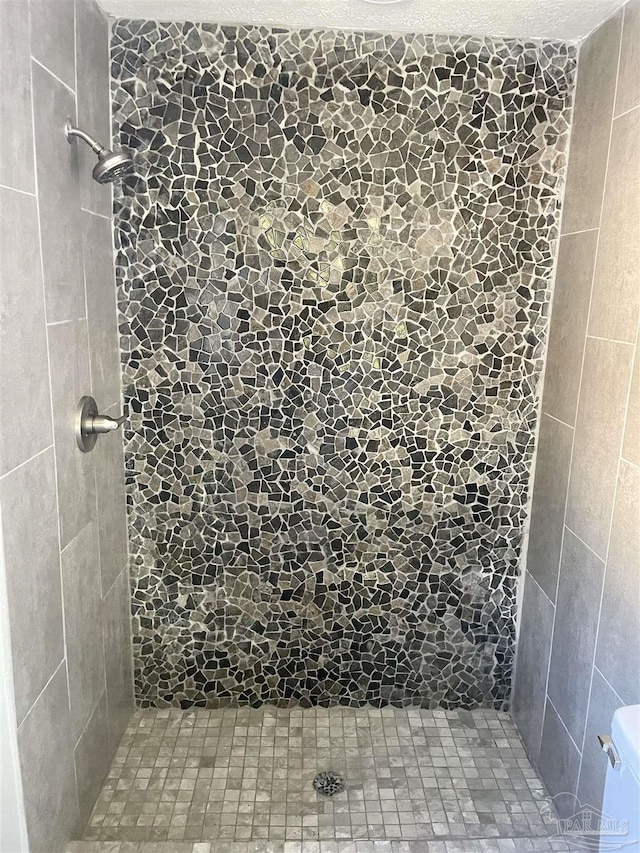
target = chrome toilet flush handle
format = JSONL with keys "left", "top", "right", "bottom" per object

{"left": 598, "top": 734, "right": 621, "bottom": 770}
{"left": 76, "top": 396, "right": 127, "bottom": 453}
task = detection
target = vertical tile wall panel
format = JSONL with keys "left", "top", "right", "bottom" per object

{"left": 0, "top": 0, "right": 35, "bottom": 191}
{"left": 560, "top": 11, "right": 622, "bottom": 234}
{"left": 0, "top": 188, "right": 51, "bottom": 475}
{"left": 0, "top": 1, "right": 133, "bottom": 849}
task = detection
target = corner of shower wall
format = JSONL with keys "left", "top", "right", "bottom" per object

{"left": 513, "top": 0, "right": 639, "bottom": 816}
{"left": 0, "top": 522, "right": 28, "bottom": 853}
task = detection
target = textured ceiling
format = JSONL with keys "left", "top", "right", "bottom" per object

{"left": 97, "top": 0, "right": 622, "bottom": 40}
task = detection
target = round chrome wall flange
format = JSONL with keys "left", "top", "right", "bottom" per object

{"left": 76, "top": 395, "right": 99, "bottom": 453}
{"left": 75, "top": 396, "right": 127, "bottom": 453}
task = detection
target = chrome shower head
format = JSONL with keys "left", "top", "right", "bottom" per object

{"left": 92, "top": 149, "right": 134, "bottom": 184}
{"left": 65, "top": 121, "right": 134, "bottom": 184}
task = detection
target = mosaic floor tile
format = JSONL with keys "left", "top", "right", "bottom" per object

{"left": 66, "top": 840, "right": 578, "bottom": 852}
{"left": 111, "top": 21, "right": 575, "bottom": 708}
{"left": 80, "top": 707, "right": 562, "bottom": 846}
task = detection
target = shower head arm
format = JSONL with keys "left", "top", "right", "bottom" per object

{"left": 65, "top": 122, "right": 105, "bottom": 155}
{"left": 63, "top": 119, "right": 133, "bottom": 184}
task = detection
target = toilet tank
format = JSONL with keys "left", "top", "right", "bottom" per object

{"left": 599, "top": 704, "right": 640, "bottom": 852}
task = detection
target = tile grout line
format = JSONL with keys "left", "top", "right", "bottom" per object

{"left": 593, "top": 664, "right": 626, "bottom": 706}
{"left": 16, "top": 658, "right": 66, "bottom": 733}
{"left": 31, "top": 55, "right": 76, "bottom": 95}
{"left": 524, "top": 569, "right": 557, "bottom": 610}
{"left": 0, "top": 181, "right": 37, "bottom": 198}
{"left": 563, "top": 525, "right": 607, "bottom": 562}
{"left": 586, "top": 334, "right": 634, "bottom": 346}
{"left": 101, "top": 558, "right": 129, "bottom": 601}
{"left": 541, "top": 411, "right": 574, "bottom": 431}
{"left": 559, "top": 226, "right": 599, "bottom": 237}
{"left": 545, "top": 697, "right": 584, "bottom": 756}
{"left": 0, "top": 443, "right": 54, "bottom": 481}
{"left": 46, "top": 316, "right": 88, "bottom": 327}
{"left": 72, "top": 685, "right": 107, "bottom": 753}
{"left": 613, "top": 101, "right": 640, "bottom": 120}
{"left": 82, "top": 206, "right": 112, "bottom": 220}
{"left": 620, "top": 453, "right": 640, "bottom": 469}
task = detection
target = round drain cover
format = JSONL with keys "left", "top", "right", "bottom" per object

{"left": 313, "top": 770, "right": 345, "bottom": 796}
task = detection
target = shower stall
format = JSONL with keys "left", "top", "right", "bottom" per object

{"left": 0, "top": 0, "right": 638, "bottom": 851}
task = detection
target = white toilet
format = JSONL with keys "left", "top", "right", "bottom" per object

{"left": 599, "top": 704, "right": 640, "bottom": 852}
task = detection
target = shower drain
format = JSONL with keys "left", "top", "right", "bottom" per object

{"left": 313, "top": 770, "right": 346, "bottom": 796}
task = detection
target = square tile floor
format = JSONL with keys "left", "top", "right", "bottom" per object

{"left": 67, "top": 841, "right": 579, "bottom": 852}
{"left": 81, "top": 707, "right": 559, "bottom": 846}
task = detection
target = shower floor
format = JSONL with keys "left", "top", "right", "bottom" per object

{"left": 72, "top": 706, "right": 575, "bottom": 852}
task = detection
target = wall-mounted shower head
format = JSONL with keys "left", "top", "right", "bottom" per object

{"left": 92, "top": 149, "right": 134, "bottom": 184}
{"left": 65, "top": 121, "right": 134, "bottom": 184}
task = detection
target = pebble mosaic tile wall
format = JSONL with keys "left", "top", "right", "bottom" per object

{"left": 111, "top": 21, "right": 575, "bottom": 709}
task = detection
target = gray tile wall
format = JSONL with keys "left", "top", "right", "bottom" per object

{"left": 0, "top": 1, "right": 133, "bottom": 850}
{"left": 514, "top": 0, "right": 640, "bottom": 819}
